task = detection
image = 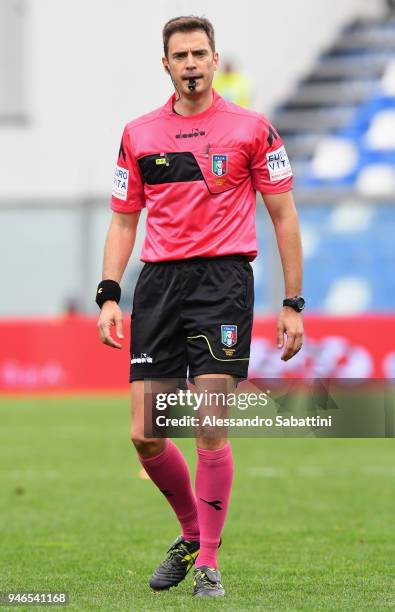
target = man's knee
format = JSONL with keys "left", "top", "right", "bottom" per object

{"left": 130, "top": 431, "right": 165, "bottom": 457}
{"left": 196, "top": 435, "right": 229, "bottom": 451}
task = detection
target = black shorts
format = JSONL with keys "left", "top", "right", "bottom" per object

{"left": 129, "top": 255, "right": 254, "bottom": 382}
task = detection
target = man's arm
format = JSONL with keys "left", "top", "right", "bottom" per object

{"left": 97, "top": 210, "right": 141, "bottom": 349}
{"left": 261, "top": 190, "right": 304, "bottom": 361}
{"left": 102, "top": 211, "right": 141, "bottom": 281}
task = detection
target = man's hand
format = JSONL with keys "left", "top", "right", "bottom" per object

{"left": 97, "top": 301, "right": 124, "bottom": 349}
{"left": 277, "top": 307, "right": 304, "bottom": 361}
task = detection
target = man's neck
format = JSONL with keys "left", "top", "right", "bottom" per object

{"left": 173, "top": 88, "right": 214, "bottom": 117}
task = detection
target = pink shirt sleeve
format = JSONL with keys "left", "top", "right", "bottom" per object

{"left": 250, "top": 117, "right": 293, "bottom": 194}
{"left": 111, "top": 127, "right": 145, "bottom": 213}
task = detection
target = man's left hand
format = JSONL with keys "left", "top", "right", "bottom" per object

{"left": 276, "top": 307, "right": 304, "bottom": 361}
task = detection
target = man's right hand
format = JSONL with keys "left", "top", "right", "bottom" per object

{"left": 97, "top": 301, "right": 124, "bottom": 349}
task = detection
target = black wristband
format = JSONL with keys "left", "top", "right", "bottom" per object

{"left": 95, "top": 279, "right": 121, "bottom": 309}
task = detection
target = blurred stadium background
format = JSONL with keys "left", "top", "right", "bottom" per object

{"left": 1, "top": 0, "right": 395, "bottom": 392}
{"left": 1, "top": 2, "right": 394, "bottom": 609}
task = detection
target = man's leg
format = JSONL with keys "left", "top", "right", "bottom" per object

{"left": 180, "top": 256, "right": 253, "bottom": 596}
{"left": 130, "top": 380, "right": 200, "bottom": 590}
{"left": 192, "top": 374, "right": 235, "bottom": 597}
{"left": 131, "top": 380, "right": 199, "bottom": 540}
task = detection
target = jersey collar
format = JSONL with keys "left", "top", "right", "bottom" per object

{"left": 162, "top": 89, "right": 224, "bottom": 120}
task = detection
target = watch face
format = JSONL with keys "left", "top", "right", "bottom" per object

{"left": 296, "top": 297, "right": 305, "bottom": 311}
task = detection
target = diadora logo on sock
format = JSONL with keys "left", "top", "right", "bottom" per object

{"left": 131, "top": 353, "right": 153, "bottom": 364}
{"left": 199, "top": 498, "right": 222, "bottom": 511}
{"left": 160, "top": 489, "right": 173, "bottom": 497}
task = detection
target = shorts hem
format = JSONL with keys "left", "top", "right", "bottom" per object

{"left": 189, "top": 368, "right": 249, "bottom": 381}
{"left": 129, "top": 372, "right": 187, "bottom": 383}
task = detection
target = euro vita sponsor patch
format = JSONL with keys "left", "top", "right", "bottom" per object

{"left": 112, "top": 165, "right": 129, "bottom": 200}
{"left": 266, "top": 145, "right": 293, "bottom": 182}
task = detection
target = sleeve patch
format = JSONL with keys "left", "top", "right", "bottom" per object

{"left": 112, "top": 165, "right": 129, "bottom": 200}
{"left": 266, "top": 145, "right": 293, "bottom": 182}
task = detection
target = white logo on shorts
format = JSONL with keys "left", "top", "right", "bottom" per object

{"left": 131, "top": 353, "right": 153, "bottom": 364}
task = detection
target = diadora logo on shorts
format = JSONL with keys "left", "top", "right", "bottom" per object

{"left": 131, "top": 353, "right": 153, "bottom": 364}
{"left": 212, "top": 154, "right": 228, "bottom": 177}
{"left": 175, "top": 128, "right": 206, "bottom": 139}
{"left": 221, "top": 325, "right": 237, "bottom": 347}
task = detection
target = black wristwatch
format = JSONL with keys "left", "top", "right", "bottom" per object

{"left": 283, "top": 296, "right": 305, "bottom": 312}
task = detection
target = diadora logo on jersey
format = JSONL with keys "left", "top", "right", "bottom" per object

{"left": 266, "top": 145, "right": 293, "bottom": 182}
{"left": 221, "top": 325, "right": 237, "bottom": 347}
{"left": 267, "top": 124, "right": 278, "bottom": 147}
{"left": 131, "top": 353, "right": 153, "bottom": 364}
{"left": 212, "top": 154, "right": 228, "bottom": 177}
{"left": 118, "top": 140, "right": 126, "bottom": 162}
{"left": 112, "top": 165, "right": 129, "bottom": 200}
{"left": 175, "top": 128, "right": 206, "bottom": 139}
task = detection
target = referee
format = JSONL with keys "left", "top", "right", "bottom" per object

{"left": 96, "top": 15, "right": 304, "bottom": 598}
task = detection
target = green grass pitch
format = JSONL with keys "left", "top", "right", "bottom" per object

{"left": 0, "top": 396, "right": 394, "bottom": 611}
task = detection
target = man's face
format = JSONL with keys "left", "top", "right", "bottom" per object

{"left": 163, "top": 30, "right": 218, "bottom": 97}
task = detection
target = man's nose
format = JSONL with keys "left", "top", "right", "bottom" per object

{"left": 186, "top": 52, "right": 197, "bottom": 69}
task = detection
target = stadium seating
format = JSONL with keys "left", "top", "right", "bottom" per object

{"left": 261, "top": 16, "right": 395, "bottom": 314}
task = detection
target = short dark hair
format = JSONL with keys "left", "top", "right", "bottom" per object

{"left": 162, "top": 16, "right": 215, "bottom": 57}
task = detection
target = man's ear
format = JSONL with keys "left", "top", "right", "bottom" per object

{"left": 162, "top": 57, "right": 170, "bottom": 74}
{"left": 213, "top": 51, "right": 219, "bottom": 71}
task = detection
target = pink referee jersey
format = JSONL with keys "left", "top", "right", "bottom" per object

{"left": 111, "top": 90, "right": 293, "bottom": 262}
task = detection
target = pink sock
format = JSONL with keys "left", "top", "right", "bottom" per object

{"left": 137, "top": 439, "right": 199, "bottom": 541}
{"left": 195, "top": 442, "right": 234, "bottom": 569}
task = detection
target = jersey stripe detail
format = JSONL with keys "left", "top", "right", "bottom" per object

{"left": 138, "top": 152, "right": 204, "bottom": 185}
